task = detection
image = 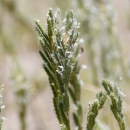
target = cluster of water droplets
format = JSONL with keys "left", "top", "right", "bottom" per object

{"left": 73, "top": 19, "right": 81, "bottom": 29}
{"left": 61, "top": 14, "right": 80, "bottom": 38}
{"left": 66, "top": 51, "right": 73, "bottom": 58}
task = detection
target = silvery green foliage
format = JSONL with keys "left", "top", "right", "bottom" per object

{"left": 0, "top": 84, "right": 5, "bottom": 130}
{"left": 55, "top": 0, "right": 128, "bottom": 85}
{"left": 35, "top": 8, "right": 79, "bottom": 130}
{"left": 102, "top": 80, "right": 126, "bottom": 130}
{"left": 86, "top": 79, "right": 126, "bottom": 130}
{"left": 86, "top": 91, "right": 107, "bottom": 130}
{"left": 10, "top": 61, "right": 30, "bottom": 130}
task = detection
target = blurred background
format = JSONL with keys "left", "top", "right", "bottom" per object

{"left": 0, "top": 0, "right": 130, "bottom": 130}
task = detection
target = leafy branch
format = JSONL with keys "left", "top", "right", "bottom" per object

{"left": 35, "top": 8, "right": 126, "bottom": 130}
{"left": 86, "top": 92, "right": 107, "bottom": 130}
{"left": 102, "top": 80, "right": 126, "bottom": 130}
{"left": 35, "top": 8, "right": 80, "bottom": 130}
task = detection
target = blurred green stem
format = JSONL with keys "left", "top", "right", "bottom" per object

{"left": 19, "top": 103, "right": 26, "bottom": 130}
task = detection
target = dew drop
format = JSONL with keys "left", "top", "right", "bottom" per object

{"left": 46, "top": 13, "right": 49, "bottom": 17}
{"left": 1, "top": 105, "right": 5, "bottom": 109}
{"left": 119, "top": 77, "right": 122, "bottom": 80}
{"left": 2, "top": 117, "right": 6, "bottom": 120}
{"left": 78, "top": 23, "right": 81, "bottom": 26}
{"left": 68, "top": 53, "right": 73, "bottom": 58}
{"left": 120, "top": 92, "right": 126, "bottom": 98}
{"left": 57, "top": 46, "right": 62, "bottom": 49}
{"left": 94, "top": 99, "right": 98, "bottom": 102}
{"left": 62, "top": 32, "right": 66, "bottom": 36}
{"left": 73, "top": 20, "right": 78, "bottom": 26}
{"left": 60, "top": 26, "right": 65, "bottom": 31}
{"left": 66, "top": 51, "right": 72, "bottom": 54}
{"left": 68, "top": 30, "right": 72, "bottom": 35}
{"left": 79, "top": 39, "right": 84, "bottom": 43}
{"left": 56, "top": 70, "right": 63, "bottom": 76}
{"left": 58, "top": 66, "right": 64, "bottom": 72}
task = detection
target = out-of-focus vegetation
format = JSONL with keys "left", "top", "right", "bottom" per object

{"left": 0, "top": 0, "right": 130, "bottom": 130}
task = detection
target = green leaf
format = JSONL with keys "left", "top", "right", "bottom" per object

{"left": 47, "top": 17, "right": 53, "bottom": 43}
{"left": 42, "top": 64, "right": 55, "bottom": 81}
{"left": 35, "top": 20, "right": 49, "bottom": 41}
{"left": 65, "top": 10, "right": 74, "bottom": 32}
{"left": 64, "top": 65, "right": 73, "bottom": 88}
{"left": 68, "top": 87, "right": 76, "bottom": 104}
{"left": 77, "top": 103, "right": 83, "bottom": 122}
{"left": 56, "top": 71, "right": 64, "bottom": 93}
{"left": 59, "top": 102, "right": 70, "bottom": 130}
{"left": 53, "top": 98, "right": 62, "bottom": 123}
{"left": 73, "top": 113, "right": 80, "bottom": 127}
{"left": 39, "top": 50, "right": 53, "bottom": 71}
{"left": 62, "top": 92, "right": 70, "bottom": 112}
{"left": 48, "top": 8, "right": 54, "bottom": 27}
{"left": 39, "top": 36, "right": 50, "bottom": 51}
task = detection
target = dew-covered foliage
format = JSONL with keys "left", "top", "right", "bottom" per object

{"left": 35, "top": 8, "right": 81, "bottom": 130}
{"left": 102, "top": 80, "right": 126, "bottom": 130}
{"left": 0, "top": 0, "right": 129, "bottom": 130}
{"left": 35, "top": 8, "right": 126, "bottom": 130}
